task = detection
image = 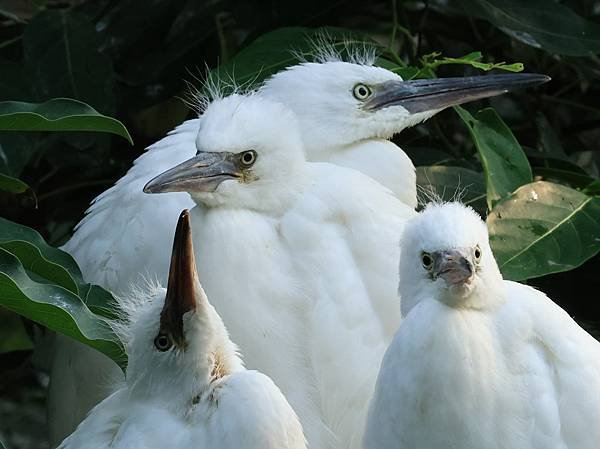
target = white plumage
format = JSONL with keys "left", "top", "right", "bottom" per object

{"left": 139, "top": 94, "right": 414, "bottom": 449}
{"left": 58, "top": 210, "right": 306, "bottom": 449}
{"left": 48, "top": 60, "right": 422, "bottom": 447}
{"left": 364, "top": 202, "right": 600, "bottom": 449}
{"left": 47, "top": 55, "right": 548, "bottom": 447}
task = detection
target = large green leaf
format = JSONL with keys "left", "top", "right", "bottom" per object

{"left": 458, "top": 0, "right": 600, "bottom": 56}
{"left": 0, "top": 99, "right": 132, "bottom": 144}
{"left": 487, "top": 181, "right": 600, "bottom": 281}
{"left": 416, "top": 166, "right": 486, "bottom": 213}
{"left": 0, "top": 217, "right": 118, "bottom": 319}
{"left": 0, "top": 173, "right": 29, "bottom": 194}
{"left": 0, "top": 218, "right": 125, "bottom": 367}
{"left": 0, "top": 248, "right": 124, "bottom": 368}
{"left": 0, "top": 309, "right": 33, "bottom": 354}
{"left": 1, "top": 217, "right": 86, "bottom": 290}
{"left": 23, "top": 10, "right": 115, "bottom": 114}
{"left": 209, "top": 27, "right": 378, "bottom": 91}
{"left": 455, "top": 106, "right": 532, "bottom": 210}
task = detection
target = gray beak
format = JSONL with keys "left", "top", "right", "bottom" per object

{"left": 364, "top": 73, "right": 551, "bottom": 113}
{"left": 144, "top": 151, "right": 241, "bottom": 194}
{"left": 433, "top": 250, "right": 474, "bottom": 285}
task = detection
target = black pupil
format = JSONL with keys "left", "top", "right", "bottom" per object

{"left": 422, "top": 255, "right": 432, "bottom": 266}
{"left": 155, "top": 335, "right": 169, "bottom": 349}
{"left": 243, "top": 152, "right": 253, "bottom": 164}
{"left": 475, "top": 249, "right": 481, "bottom": 258}
{"left": 359, "top": 87, "right": 367, "bottom": 96}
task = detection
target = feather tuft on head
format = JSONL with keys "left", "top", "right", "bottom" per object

{"left": 291, "top": 30, "right": 378, "bottom": 66}
{"left": 109, "top": 275, "right": 165, "bottom": 347}
{"left": 182, "top": 64, "right": 258, "bottom": 115}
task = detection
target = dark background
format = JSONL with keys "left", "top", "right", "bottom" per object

{"left": 0, "top": 1, "right": 599, "bottom": 448}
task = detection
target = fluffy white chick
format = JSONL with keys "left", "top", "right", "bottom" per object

{"left": 58, "top": 210, "right": 306, "bottom": 449}
{"left": 364, "top": 202, "right": 600, "bottom": 449}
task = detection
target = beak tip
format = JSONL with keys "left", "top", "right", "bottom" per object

{"left": 179, "top": 209, "right": 191, "bottom": 228}
{"left": 143, "top": 179, "right": 163, "bottom": 194}
{"left": 536, "top": 74, "right": 551, "bottom": 84}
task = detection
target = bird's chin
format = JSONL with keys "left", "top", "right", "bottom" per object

{"left": 441, "top": 279, "right": 476, "bottom": 305}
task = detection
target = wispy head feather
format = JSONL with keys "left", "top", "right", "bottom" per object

{"left": 110, "top": 276, "right": 165, "bottom": 348}
{"left": 292, "top": 30, "right": 378, "bottom": 66}
{"left": 182, "top": 64, "right": 258, "bottom": 115}
{"left": 416, "top": 169, "right": 474, "bottom": 210}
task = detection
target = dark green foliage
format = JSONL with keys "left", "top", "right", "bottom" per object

{"left": 0, "top": 1, "right": 599, "bottom": 415}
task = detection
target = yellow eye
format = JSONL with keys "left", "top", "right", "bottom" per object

{"left": 240, "top": 150, "right": 257, "bottom": 167}
{"left": 421, "top": 252, "right": 434, "bottom": 270}
{"left": 154, "top": 333, "right": 172, "bottom": 352}
{"left": 353, "top": 84, "right": 372, "bottom": 100}
{"left": 474, "top": 245, "right": 482, "bottom": 263}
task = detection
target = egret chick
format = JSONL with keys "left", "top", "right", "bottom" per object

{"left": 364, "top": 202, "right": 600, "bottom": 449}
{"left": 58, "top": 210, "right": 306, "bottom": 449}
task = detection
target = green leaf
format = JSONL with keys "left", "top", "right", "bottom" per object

{"left": 0, "top": 218, "right": 125, "bottom": 367}
{"left": 0, "top": 216, "right": 85, "bottom": 290}
{"left": 210, "top": 26, "right": 376, "bottom": 91}
{"left": 0, "top": 309, "right": 33, "bottom": 354}
{"left": 23, "top": 10, "right": 116, "bottom": 114}
{"left": 583, "top": 180, "right": 600, "bottom": 196}
{"left": 533, "top": 167, "right": 596, "bottom": 190}
{"left": 0, "top": 173, "right": 29, "bottom": 194}
{"left": 0, "top": 217, "right": 119, "bottom": 318}
{"left": 487, "top": 181, "right": 600, "bottom": 281}
{"left": 535, "top": 112, "right": 566, "bottom": 159}
{"left": 0, "top": 99, "right": 132, "bottom": 144}
{"left": 458, "top": 0, "right": 600, "bottom": 56}
{"left": 0, "top": 247, "right": 124, "bottom": 368}
{"left": 455, "top": 106, "right": 532, "bottom": 210}
{"left": 416, "top": 166, "right": 486, "bottom": 213}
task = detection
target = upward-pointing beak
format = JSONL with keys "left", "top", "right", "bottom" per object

{"left": 159, "top": 209, "right": 199, "bottom": 347}
{"left": 364, "top": 73, "right": 551, "bottom": 113}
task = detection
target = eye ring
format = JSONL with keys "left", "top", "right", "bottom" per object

{"left": 474, "top": 245, "right": 482, "bottom": 263}
{"left": 353, "top": 84, "right": 372, "bottom": 101}
{"left": 240, "top": 150, "right": 257, "bottom": 167}
{"left": 154, "top": 333, "right": 172, "bottom": 352}
{"left": 421, "top": 252, "right": 434, "bottom": 270}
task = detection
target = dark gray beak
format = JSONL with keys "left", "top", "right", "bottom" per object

{"left": 433, "top": 250, "right": 474, "bottom": 285}
{"left": 364, "top": 73, "right": 551, "bottom": 113}
{"left": 159, "top": 210, "right": 198, "bottom": 347}
{"left": 144, "top": 151, "right": 241, "bottom": 194}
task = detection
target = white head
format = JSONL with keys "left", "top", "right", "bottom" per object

{"left": 399, "top": 202, "right": 505, "bottom": 316}
{"left": 144, "top": 94, "right": 305, "bottom": 212}
{"left": 119, "top": 210, "right": 241, "bottom": 410}
{"left": 260, "top": 61, "right": 550, "bottom": 159}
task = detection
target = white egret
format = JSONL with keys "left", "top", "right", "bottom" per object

{"left": 58, "top": 210, "right": 306, "bottom": 449}
{"left": 139, "top": 93, "right": 412, "bottom": 449}
{"left": 48, "top": 49, "right": 549, "bottom": 446}
{"left": 364, "top": 202, "right": 600, "bottom": 449}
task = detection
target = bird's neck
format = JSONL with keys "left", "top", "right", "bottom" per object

{"left": 190, "top": 171, "right": 309, "bottom": 215}
{"left": 127, "top": 345, "right": 242, "bottom": 415}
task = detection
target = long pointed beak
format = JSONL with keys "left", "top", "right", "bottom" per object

{"left": 144, "top": 151, "right": 241, "bottom": 194}
{"left": 364, "top": 73, "right": 551, "bottom": 113}
{"left": 159, "top": 209, "right": 199, "bottom": 347}
{"left": 433, "top": 250, "right": 474, "bottom": 285}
